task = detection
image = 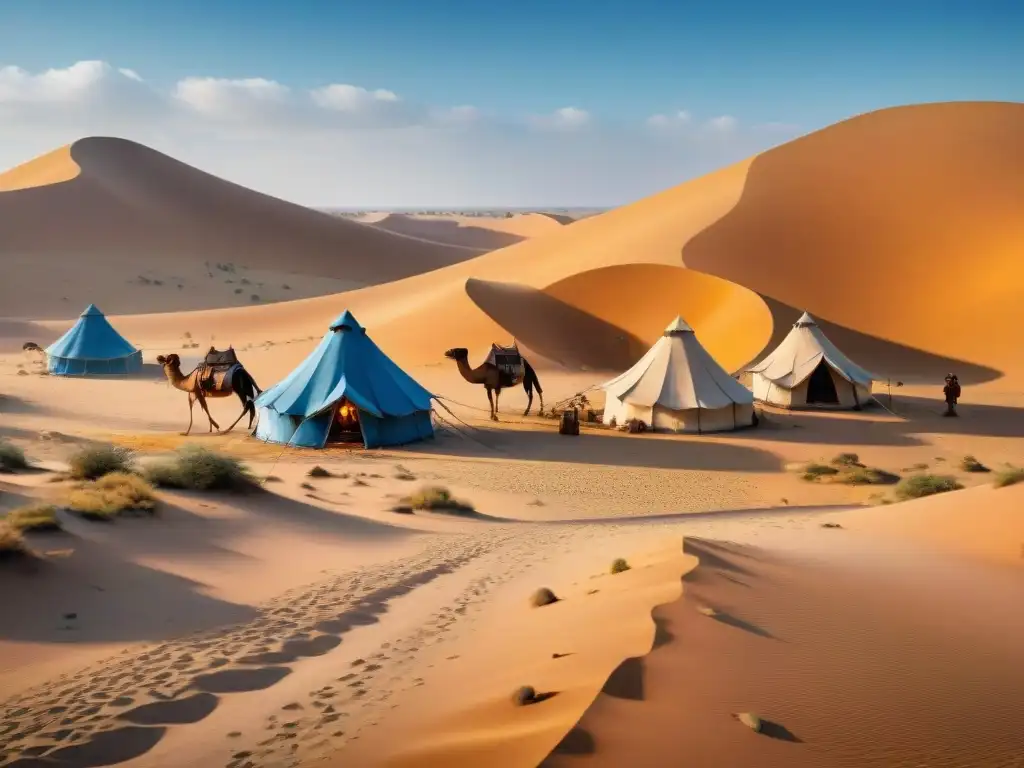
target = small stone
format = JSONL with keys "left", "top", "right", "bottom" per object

{"left": 737, "top": 712, "right": 762, "bottom": 732}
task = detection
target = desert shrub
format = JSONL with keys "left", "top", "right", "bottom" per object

{"left": 839, "top": 466, "right": 900, "bottom": 486}
{"left": 610, "top": 558, "right": 631, "bottom": 574}
{"left": 234, "top": 288, "right": 243, "bottom": 294}
{"left": 145, "top": 446, "right": 255, "bottom": 492}
{"left": 68, "top": 445, "right": 134, "bottom": 480}
{"left": 960, "top": 455, "right": 990, "bottom": 473}
{"left": 0, "top": 441, "right": 28, "bottom": 472}
{"left": 402, "top": 485, "right": 475, "bottom": 515}
{"left": 831, "top": 452, "right": 862, "bottom": 467}
{"left": 307, "top": 466, "right": 332, "bottom": 478}
{"left": 0, "top": 525, "right": 28, "bottom": 559}
{"left": 993, "top": 466, "right": 1024, "bottom": 489}
{"left": 5, "top": 504, "right": 61, "bottom": 532}
{"left": 802, "top": 462, "right": 839, "bottom": 481}
{"left": 250, "top": 294, "right": 260, "bottom": 302}
{"left": 511, "top": 686, "right": 538, "bottom": 706}
{"left": 894, "top": 474, "right": 963, "bottom": 501}
{"left": 68, "top": 472, "right": 157, "bottom": 520}
{"left": 530, "top": 588, "right": 559, "bottom": 608}
{"left": 394, "top": 465, "right": 416, "bottom": 481}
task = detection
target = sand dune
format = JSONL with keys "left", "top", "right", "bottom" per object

{"left": 364, "top": 213, "right": 566, "bottom": 250}
{"left": 0, "top": 139, "right": 479, "bottom": 317}
{"left": 541, "top": 533, "right": 1024, "bottom": 768}
{"left": 23, "top": 102, "right": 1017, "bottom": 391}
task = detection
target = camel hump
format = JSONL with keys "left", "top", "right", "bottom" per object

{"left": 487, "top": 343, "right": 525, "bottom": 385}
{"left": 204, "top": 347, "right": 239, "bottom": 367}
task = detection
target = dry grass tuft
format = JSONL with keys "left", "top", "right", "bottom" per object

{"left": 145, "top": 446, "right": 256, "bottom": 492}
{"left": 831, "top": 452, "right": 862, "bottom": 467}
{"left": 610, "top": 557, "right": 631, "bottom": 574}
{"left": 394, "top": 465, "right": 416, "bottom": 481}
{"left": 0, "top": 440, "right": 29, "bottom": 472}
{"left": 401, "top": 486, "right": 476, "bottom": 515}
{"left": 802, "top": 457, "right": 898, "bottom": 485}
{"left": 511, "top": 686, "right": 538, "bottom": 706}
{"left": 530, "top": 588, "right": 559, "bottom": 608}
{"left": 307, "top": 466, "right": 332, "bottom": 478}
{"left": 68, "top": 444, "right": 134, "bottom": 480}
{"left": 993, "top": 466, "right": 1024, "bottom": 489}
{"left": 893, "top": 474, "right": 963, "bottom": 501}
{"left": 68, "top": 472, "right": 157, "bottom": 520}
{"left": 5, "top": 504, "right": 61, "bottom": 532}
{"left": 960, "top": 455, "right": 990, "bottom": 473}
{"left": 0, "top": 524, "right": 29, "bottom": 559}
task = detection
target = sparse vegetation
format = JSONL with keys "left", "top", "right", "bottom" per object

{"left": 960, "top": 455, "right": 990, "bottom": 473}
{"left": 831, "top": 452, "right": 861, "bottom": 467}
{"left": 993, "top": 466, "right": 1024, "bottom": 489}
{"left": 264, "top": 475, "right": 283, "bottom": 483}
{"left": 68, "top": 444, "right": 134, "bottom": 480}
{"left": 4, "top": 504, "right": 61, "bottom": 532}
{"left": 307, "top": 466, "right": 332, "bottom": 478}
{"left": 145, "top": 446, "right": 256, "bottom": 492}
{"left": 511, "top": 686, "right": 539, "bottom": 706}
{"left": 300, "top": 482, "right": 315, "bottom": 491}
{"left": 530, "top": 588, "right": 559, "bottom": 607}
{"left": 400, "top": 485, "right": 475, "bottom": 515}
{"left": 610, "top": 557, "right": 631, "bottom": 574}
{"left": 904, "top": 462, "right": 930, "bottom": 472}
{"left": 250, "top": 294, "right": 261, "bottom": 302}
{"left": 801, "top": 455, "right": 898, "bottom": 485}
{"left": 0, "top": 440, "right": 28, "bottom": 472}
{"left": 893, "top": 474, "right": 963, "bottom": 501}
{"left": 394, "top": 465, "right": 416, "bottom": 481}
{"left": 234, "top": 288, "right": 243, "bottom": 294}
{"left": 802, "top": 462, "right": 839, "bottom": 480}
{"left": 0, "top": 525, "right": 28, "bottom": 559}
{"left": 68, "top": 472, "right": 157, "bottom": 520}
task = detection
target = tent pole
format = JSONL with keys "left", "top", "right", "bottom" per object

{"left": 697, "top": 406, "right": 702, "bottom": 435}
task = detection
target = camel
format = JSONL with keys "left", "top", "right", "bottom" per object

{"left": 444, "top": 347, "right": 544, "bottom": 421}
{"left": 155, "top": 352, "right": 262, "bottom": 436}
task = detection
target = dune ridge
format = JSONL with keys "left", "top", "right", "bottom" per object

{"left": 8, "top": 102, "right": 1016, "bottom": 388}
{"left": 0, "top": 138, "right": 481, "bottom": 317}
{"left": 0, "top": 145, "right": 81, "bottom": 192}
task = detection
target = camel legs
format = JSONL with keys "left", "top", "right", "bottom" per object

{"left": 523, "top": 385, "right": 533, "bottom": 417}
{"left": 183, "top": 392, "right": 196, "bottom": 436}
{"left": 195, "top": 390, "right": 220, "bottom": 432}
{"left": 486, "top": 388, "right": 498, "bottom": 421}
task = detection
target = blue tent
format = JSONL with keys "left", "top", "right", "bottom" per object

{"left": 45, "top": 304, "right": 143, "bottom": 376}
{"left": 254, "top": 310, "right": 434, "bottom": 449}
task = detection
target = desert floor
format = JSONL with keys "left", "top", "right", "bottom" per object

{"left": 2, "top": 342, "right": 1022, "bottom": 768}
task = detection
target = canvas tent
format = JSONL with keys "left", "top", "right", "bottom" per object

{"left": 45, "top": 304, "right": 143, "bottom": 376}
{"left": 601, "top": 316, "right": 755, "bottom": 433}
{"left": 253, "top": 310, "right": 434, "bottom": 449}
{"left": 744, "top": 312, "right": 876, "bottom": 409}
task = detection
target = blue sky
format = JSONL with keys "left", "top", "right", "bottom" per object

{"left": 0, "top": 1, "right": 1021, "bottom": 206}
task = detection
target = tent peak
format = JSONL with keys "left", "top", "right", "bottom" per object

{"left": 329, "top": 309, "right": 364, "bottom": 333}
{"left": 664, "top": 316, "right": 694, "bottom": 335}
{"left": 81, "top": 304, "right": 103, "bottom": 317}
{"left": 794, "top": 311, "right": 817, "bottom": 327}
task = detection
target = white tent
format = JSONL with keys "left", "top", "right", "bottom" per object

{"left": 601, "top": 317, "right": 756, "bottom": 434}
{"left": 744, "top": 312, "right": 876, "bottom": 409}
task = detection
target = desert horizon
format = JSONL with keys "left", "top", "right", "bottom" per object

{"left": 2, "top": 16, "right": 1023, "bottom": 765}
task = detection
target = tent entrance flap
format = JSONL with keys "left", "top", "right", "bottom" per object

{"left": 327, "top": 399, "right": 365, "bottom": 445}
{"left": 806, "top": 361, "right": 840, "bottom": 405}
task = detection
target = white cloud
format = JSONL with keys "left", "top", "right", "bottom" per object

{"left": 0, "top": 61, "right": 801, "bottom": 207}
{"left": 528, "top": 106, "right": 591, "bottom": 132}
{"left": 706, "top": 115, "right": 738, "bottom": 132}
{"left": 311, "top": 83, "right": 398, "bottom": 110}
{"left": 646, "top": 110, "right": 692, "bottom": 129}
{"left": 174, "top": 77, "right": 292, "bottom": 120}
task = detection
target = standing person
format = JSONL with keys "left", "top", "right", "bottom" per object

{"left": 943, "top": 374, "right": 961, "bottom": 417}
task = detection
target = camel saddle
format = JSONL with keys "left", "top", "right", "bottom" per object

{"left": 199, "top": 347, "right": 240, "bottom": 393}
{"left": 486, "top": 343, "right": 525, "bottom": 387}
